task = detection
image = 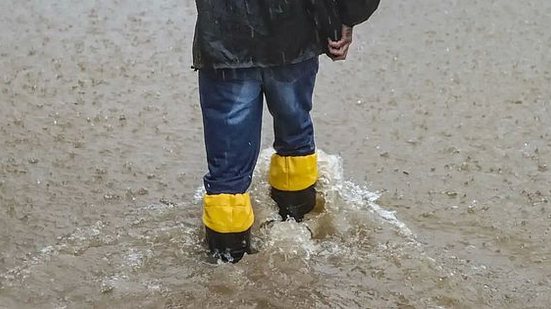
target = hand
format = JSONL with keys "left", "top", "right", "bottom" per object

{"left": 327, "top": 25, "right": 353, "bottom": 61}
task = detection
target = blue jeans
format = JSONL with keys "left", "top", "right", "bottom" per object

{"left": 199, "top": 57, "right": 319, "bottom": 195}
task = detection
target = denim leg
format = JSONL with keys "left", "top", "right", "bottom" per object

{"left": 262, "top": 57, "right": 319, "bottom": 156}
{"left": 199, "top": 68, "right": 263, "bottom": 194}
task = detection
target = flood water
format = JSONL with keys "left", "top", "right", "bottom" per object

{"left": 1, "top": 0, "right": 551, "bottom": 308}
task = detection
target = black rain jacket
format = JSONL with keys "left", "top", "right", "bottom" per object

{"left": 192, "top": 0, "right": 380, "bottom": 69}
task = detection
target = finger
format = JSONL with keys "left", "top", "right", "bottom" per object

{"left": 327, "top": 44, "right": 350, "bottom": 54}
{"left": 328, "top": 41, "right": 344, "bottom": 49}
{"left": 336, "top": 51, "right": 348, "bottom": 60}
{"left": 329, "top": 43, "right": 349, "bottom": 56}
{"left": 339, "top": 43, "right": 351, "bottom": 55}
{"left": 327, "top": 44, "right": 342, "bottom": 54}
{"left": 328, "top": 38, "right": 346, "bottom": 49}
{"left": 340, "top": 44, "right": 350, "bottom": 55}
{"left": 332, "top": 47, "right": 349, "bottom": 61}
{"left": 328, "top": 47, "right": 345, "bottom": 57}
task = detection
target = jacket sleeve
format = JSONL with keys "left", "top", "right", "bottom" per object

{"left": 338, "top": 0, "right": 381, "bottom": 26}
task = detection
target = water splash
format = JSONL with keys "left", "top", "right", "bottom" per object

{"left": 1, "top": 149, "right": 417, "bottom": 289}
{"left": 255, "top": 148, "right": 415, "bottom": 239}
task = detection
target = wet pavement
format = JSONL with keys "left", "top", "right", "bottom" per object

{"left": 1, "top": 0, "right": 551, "bottom": 308}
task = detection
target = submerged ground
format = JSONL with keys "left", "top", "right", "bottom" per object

{"left": 1, "top": 0, "right": 550, "bottom": 308}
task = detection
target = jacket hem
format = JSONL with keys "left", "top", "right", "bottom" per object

{"left": 192, "top": 49, "right": 324, "bottom": 70}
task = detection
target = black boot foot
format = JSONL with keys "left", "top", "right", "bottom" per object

{"left": 205, "top": 227, "right": 251, "bottom": 263}
{"left": 270, "top": 185, "right": 316, "bottom": 222}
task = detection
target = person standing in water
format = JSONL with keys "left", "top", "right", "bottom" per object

{"left": 192, "top": 0, "right": 380, "bottom": 262}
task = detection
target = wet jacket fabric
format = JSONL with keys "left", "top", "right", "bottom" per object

{"left": 192, "top": 0, "right": 381, "bottom": 69}
{"left": 339, "top": 0, "right": 381, "bottom": 27}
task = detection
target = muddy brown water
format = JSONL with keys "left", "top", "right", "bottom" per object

{"left": 1, "top": 0, "right": 551, "bottom": 308}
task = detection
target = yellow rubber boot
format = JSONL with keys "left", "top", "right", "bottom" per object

{"left": 269, "top": 153, "right": 318, "bottom": 221}
{"left": 203, "top": 193, "right": 254, "bottom": 262}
